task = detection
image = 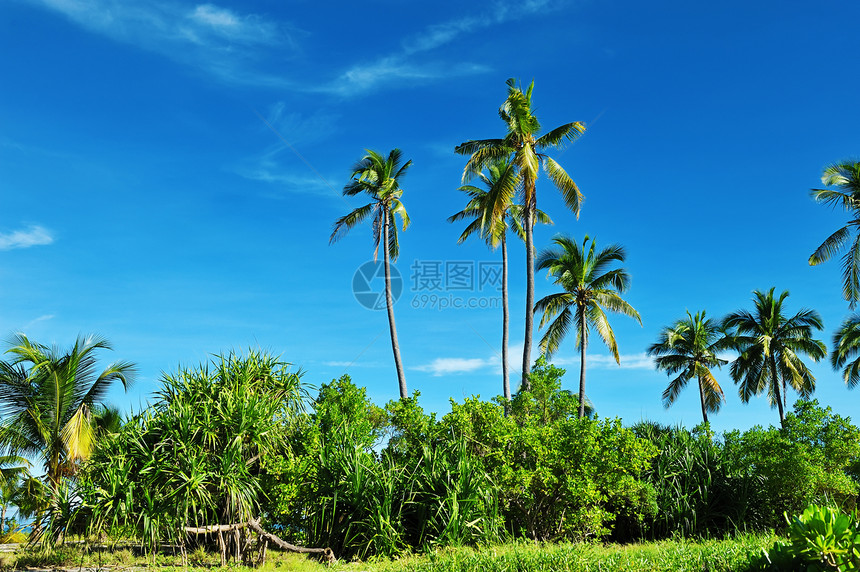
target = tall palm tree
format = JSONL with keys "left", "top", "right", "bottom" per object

{"left": 448, "top": 159, "right": 552, "bottom": 403}
{"left": 534, "top": 235, "right": 641, "bottom": 418}
{"left": 722, "top": 288, "right": 826, "bottom": 425}
{"left": 808, "top": 160, "right": 860, "bottom": 308}
{"left": 647, "top": 311, "right": 729, "bottom": 425}
{"left": 331, "top": 148, "right": 411, "bottom": 399}
{"left": 830, "top": 314, "right": 860, "bottom": 388}
{"left": 456, "top": 78, "right": 586, "bottom": 390}
{"left": 0, "top": 334, "right": 135, "bottom": 491}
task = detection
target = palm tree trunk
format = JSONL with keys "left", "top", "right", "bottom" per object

{"left": 522, "top": 197, "right": 535, "bottom": 392}
{"left": 698, "top": 375, "right": 709, "bottom": 425}
{"left": 383, "top": 209, "right": 408, "bottom": 399}
{"left": 502, "top": 233, "right": 510, "bottom": 411}
{"left": 578, "top": 310, "right": 587, "bottom": 419}
{"left": 770, "top": 357, "right": 785, "bottom": 425}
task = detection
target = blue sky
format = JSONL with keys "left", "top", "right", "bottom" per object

{"left": 2, "top": 0, "right": 859, "bottom": 433}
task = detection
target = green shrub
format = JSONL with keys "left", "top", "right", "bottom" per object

{"left": 755, "top": 505, "right": 860, "bottom": 571}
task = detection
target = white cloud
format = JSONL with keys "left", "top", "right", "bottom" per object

{"left": 413, "top": 357, "right": 496, "bottom": 376}
{"left": 233, "top": 149, "right": 341, "bottom": 199}
{"left": 320, "top": 0, "right": 567, "bottom": 95}
{"left": 0, "top": 225, "right": 54, "bottom": 250}
{"left": 27, "top": 0, "right": 295, "bottom": 85}
{"left": 551, "top": 352, "right": 654, "bottom": 370}
{"left": 23, "top": 314, "right": 55, "bottom": 330}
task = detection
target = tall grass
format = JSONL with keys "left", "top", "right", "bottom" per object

{"left": 632, "top": 422, "right": 760, "bottom": 540}
{"left": 373, "top": 535, "right": 774, "bottom": 572}
{"left": 303, "top": 427, "right": 501, "bottom": 559}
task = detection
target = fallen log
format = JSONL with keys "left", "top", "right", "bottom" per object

{"left": 248, "top": 519, "right": 335, "bottom": 564}
{"left": 184, "top": 523, "right": 247, "bottom": 534}
{"left": 183, "top": 519, "right": 335, "bottom": 565}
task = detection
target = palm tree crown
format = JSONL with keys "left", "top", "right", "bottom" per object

{"left": 0, "top": 334, "right": 135, "bottom": 489}
{"left": 808, "top": 160, "right": 860, "bottom": 308}
{"left": 647, "top": 310, "right": 729, "bottom": 425}
{"left": 455, "top": 78, "right": 586, "bottom": 390}
{"left": 722, "top": 288, "right": 826, "bottom": 425}
{"left": 330, "top": 148, "right": 411, "bottom": 261}
{"left": 330, "top": 148, "right": 411, "bottom": 399}
{"left": 535, "top": 235, "right": 641, "bottom": 418}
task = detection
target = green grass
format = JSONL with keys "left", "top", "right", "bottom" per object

{"left": 365, "top": 535, "right": 776, "bottom": 572}
{"left": 0, "top": 535, "right": 776, "bottom": 572}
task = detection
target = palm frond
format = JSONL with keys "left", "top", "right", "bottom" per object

{"left": 809, "top": 225, "right": 852, "bottom": 265}
{"left": 330, "top": 203, "right": 374, "bottom": 244}
{"left": 543, "top": 157, "right": 582, "bottom": 216}
{"left": 536, "top": 121, "right": 586, "bottom": 149}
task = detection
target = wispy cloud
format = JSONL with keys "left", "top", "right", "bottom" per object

{"left": 552, "top": 352, "right": 654, "bottom": 370}
{"left": 23, "top": 314, "right": 55, "bottom": 330}
{"left": 26, "top": 0, "right": 298, "bottom": 85}
{"left": 319, "top": 0, "right": 567, "bottom": 95}
{"left": 233, "top": 149, "right": 341, "bottom": 200}
{"left": 411, "top": 349, "right": 651, "bottom": 378}
{"left": 323, "top": 360, "right": 384, "bottom": 368}
{"left": 0, "top": 225, "right": 54, "bottom": 250}
{"left": 413, "top": 357, "right": 497, "bottom": 376}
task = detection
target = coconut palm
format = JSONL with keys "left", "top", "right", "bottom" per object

{"left": 0, "top": 455, "right": 30, "bottom": 535}
{"left": 647, "top": 311, "right": 729, "bottom": 425}
{"left": 448, "top": 159, "right": 552, "bottom": 403}
{"left": 722, "top": 288, "right": 826, "bottom": 425}
{"left": 456, "top": 78, "right": 586, "bottom": 390}
{"left": 534, "top": 235, "right": 641, "bottom": 418}
{"left": 0, "top": 334, "right": 135, "bottom": 492}
{"left": 331, "top": 149, "right": 411, "bottom": 399}
{"left": 808, "top": 161, "right": 860, "bottom": 308}
{"left": 830, "top": 314, "right": 860, "bottom": 388}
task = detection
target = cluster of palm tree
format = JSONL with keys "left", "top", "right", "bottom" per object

{"left": 649, "top": 289, "right": 826, "bottom": 426}
{"left": 332, "top": 79, "right": 636, "bottom": 416}
{"left": 328, "top": 77, "right": 860, "bottom": 427}
{"left": 647, "top": 159, "right": 860, "bottom": 427}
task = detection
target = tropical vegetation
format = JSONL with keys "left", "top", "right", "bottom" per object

{"left": 448, "top": 159, "right": 551, "bottom": 405}
{"left": 0, "top": 78, "right": 857, "bottom": 571}
{"left": 331, "top": 148, "right": 412, "bottom": 399}
{"left": 648, "top": 311, "right": 728, "bottom": 424}
{"left": 534, "top": 235, "right": 641, "bottom": 418}
{"left": 722, "top": 288, "right": 826, "bottom": 425}
{"left": 809, "top": 160, "right": 860, "bottom": 308}
{"left": 455, "top": 78, "right": 586, "bottom": 390}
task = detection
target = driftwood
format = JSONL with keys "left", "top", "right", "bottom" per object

{"left": 184, "top": 523, "right": 247, "bottom": 534}
{"left": 183, "top": 518, "right": 335, "bottom": 565}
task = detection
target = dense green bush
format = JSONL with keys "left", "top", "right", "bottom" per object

{"left": 76, "top": 357, "right": 860, "bottom": 560}
{"left": 80, "top": 351, "right": 306, "bottom": 556}
{"left": 438, "top": 361, "right": 657, "bottom": 542}
{"left": 633, "top": 400, "right": 860, "bottom": 542}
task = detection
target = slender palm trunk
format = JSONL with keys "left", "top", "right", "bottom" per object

{"left": 522, "top": 196, "right": 535, "bottom": 392}
{"left": 1, "top": 503, "right": 6, "bottom": 535}
{"left": 578, "top": 310, "right": 588, "bottom": 419}
{"left": 382, "top": 209, "right": 407, "bottom": 399}
{"left": 697, "top": 375, "right": 709, "bottom": 425}
{"left": 502, "top": 234, "right": 510, "bottom": 411}
{"left": 770, "top": 356, "right": 785, "bottom": 425}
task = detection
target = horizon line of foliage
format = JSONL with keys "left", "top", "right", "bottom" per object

{"left": 65, "top": 353, "right": 860, "bottom": 561}
{"left": 0, "top": 344, "right": 857, "bottom": 563}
